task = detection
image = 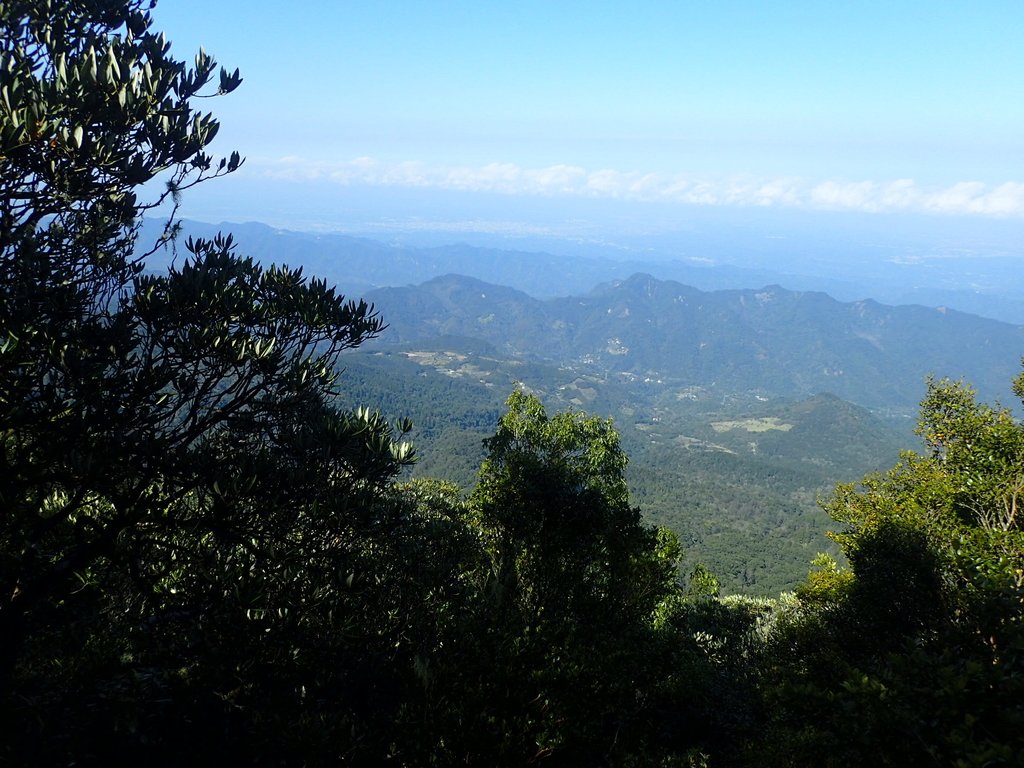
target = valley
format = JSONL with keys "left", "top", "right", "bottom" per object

{"left": 340, "top": 340, "right": 907, "bottom": 594}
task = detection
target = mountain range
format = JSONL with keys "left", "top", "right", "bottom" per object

{"left": 144, "top": 219, "right": 1024, "bottom": 324}
{"left": 365, "top": 272, "right": 1023, "bottom": 412}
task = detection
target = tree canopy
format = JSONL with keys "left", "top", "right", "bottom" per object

{"left": 756, "top": 375, "right": 1024, "bottom": 766}
{"left": 1, "top": 2, "right": 414, "bottom": 760}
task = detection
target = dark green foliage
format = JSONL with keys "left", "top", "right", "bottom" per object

{"left": 440, "top": 391, "right": 683, "bottom": 765}
{"left": 0, "top": 2, "right": 419, "bottom": 762}
{"left": 755, "top": 376, "right": 1024, "bottom": 767}
{"left": 337, "top": 346, "right": 505, "bottom": 487}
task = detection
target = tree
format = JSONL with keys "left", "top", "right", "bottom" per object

{"left": 0, "top": 2, "right": 415, "bottom": 760}
{"left": 472, "top": 390, "right": 672, "bottom": 631}
{"left": 444, "top": 391, "right": 681, "bottom": 765}
{"left": 756, "top": 374, "right": 1024, "bottom": 767}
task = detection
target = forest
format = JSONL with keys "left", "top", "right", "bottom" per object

{"left": 334, "top": 346, "right": 907, "bottom": 596}
{"left": 2, "top": 3, "right": 1022, "bottom": 765}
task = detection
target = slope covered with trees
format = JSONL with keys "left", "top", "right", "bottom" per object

{"left": 2, "top": 3, "right": 1021, "bottom": 766}
{"left": 365, "top": 272, "right": 1024, "bottom": 410}
{"left": 339, "top": 345, "right": 906, "bottom": 594}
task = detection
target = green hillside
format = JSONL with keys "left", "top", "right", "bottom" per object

{"left": 340, "top": 344, "right": 906, "bottom": 594}
{"left": 365, "top": 272, "right": 1024, "bottom": 410}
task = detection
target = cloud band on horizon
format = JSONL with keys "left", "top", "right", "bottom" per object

{"left": 257, "top": 156, "right": 1024, "bottom": 219}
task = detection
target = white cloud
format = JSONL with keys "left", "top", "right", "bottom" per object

{"left": 254, "top": 156, "right": 1024, "bottom": 218}
{"left": 810, "top": 180, "right": 879, "bottom": 211}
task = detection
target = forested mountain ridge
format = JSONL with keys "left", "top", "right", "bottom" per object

{"left": 147, "top": 221, "right": 1024, "bottom": 413}
{"left": 340, "top": 347, "right": 907, "bottom": 593}
{"left": 365, "top": 272, "right": 1024, "bottom": 411}
{"left": 148, "top": 218, "right": 1024, "bottom": 325}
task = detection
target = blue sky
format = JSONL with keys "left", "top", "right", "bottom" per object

{"left": 151, "top": 0, "right": 1024, "bottom": 227}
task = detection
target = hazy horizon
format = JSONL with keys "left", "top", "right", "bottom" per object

{"left": 153, "top": 1, "right": 1023, "bottom": 225}
{"left": 145, "top": 0, "right": 1024, "bottom": 322}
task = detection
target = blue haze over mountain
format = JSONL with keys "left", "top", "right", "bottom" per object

{"left": 142, "top": 218, "right": 1024, "bottom": 414}
{"left": 148, "top": 213, "right": 1024, "bottom": 325}
{"left": 364, "top": 273, "right": 1023, "bottom": 412}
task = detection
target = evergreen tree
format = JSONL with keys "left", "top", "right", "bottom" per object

{"left": 0, "top": 2, "right": 414, "bottom": 761}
